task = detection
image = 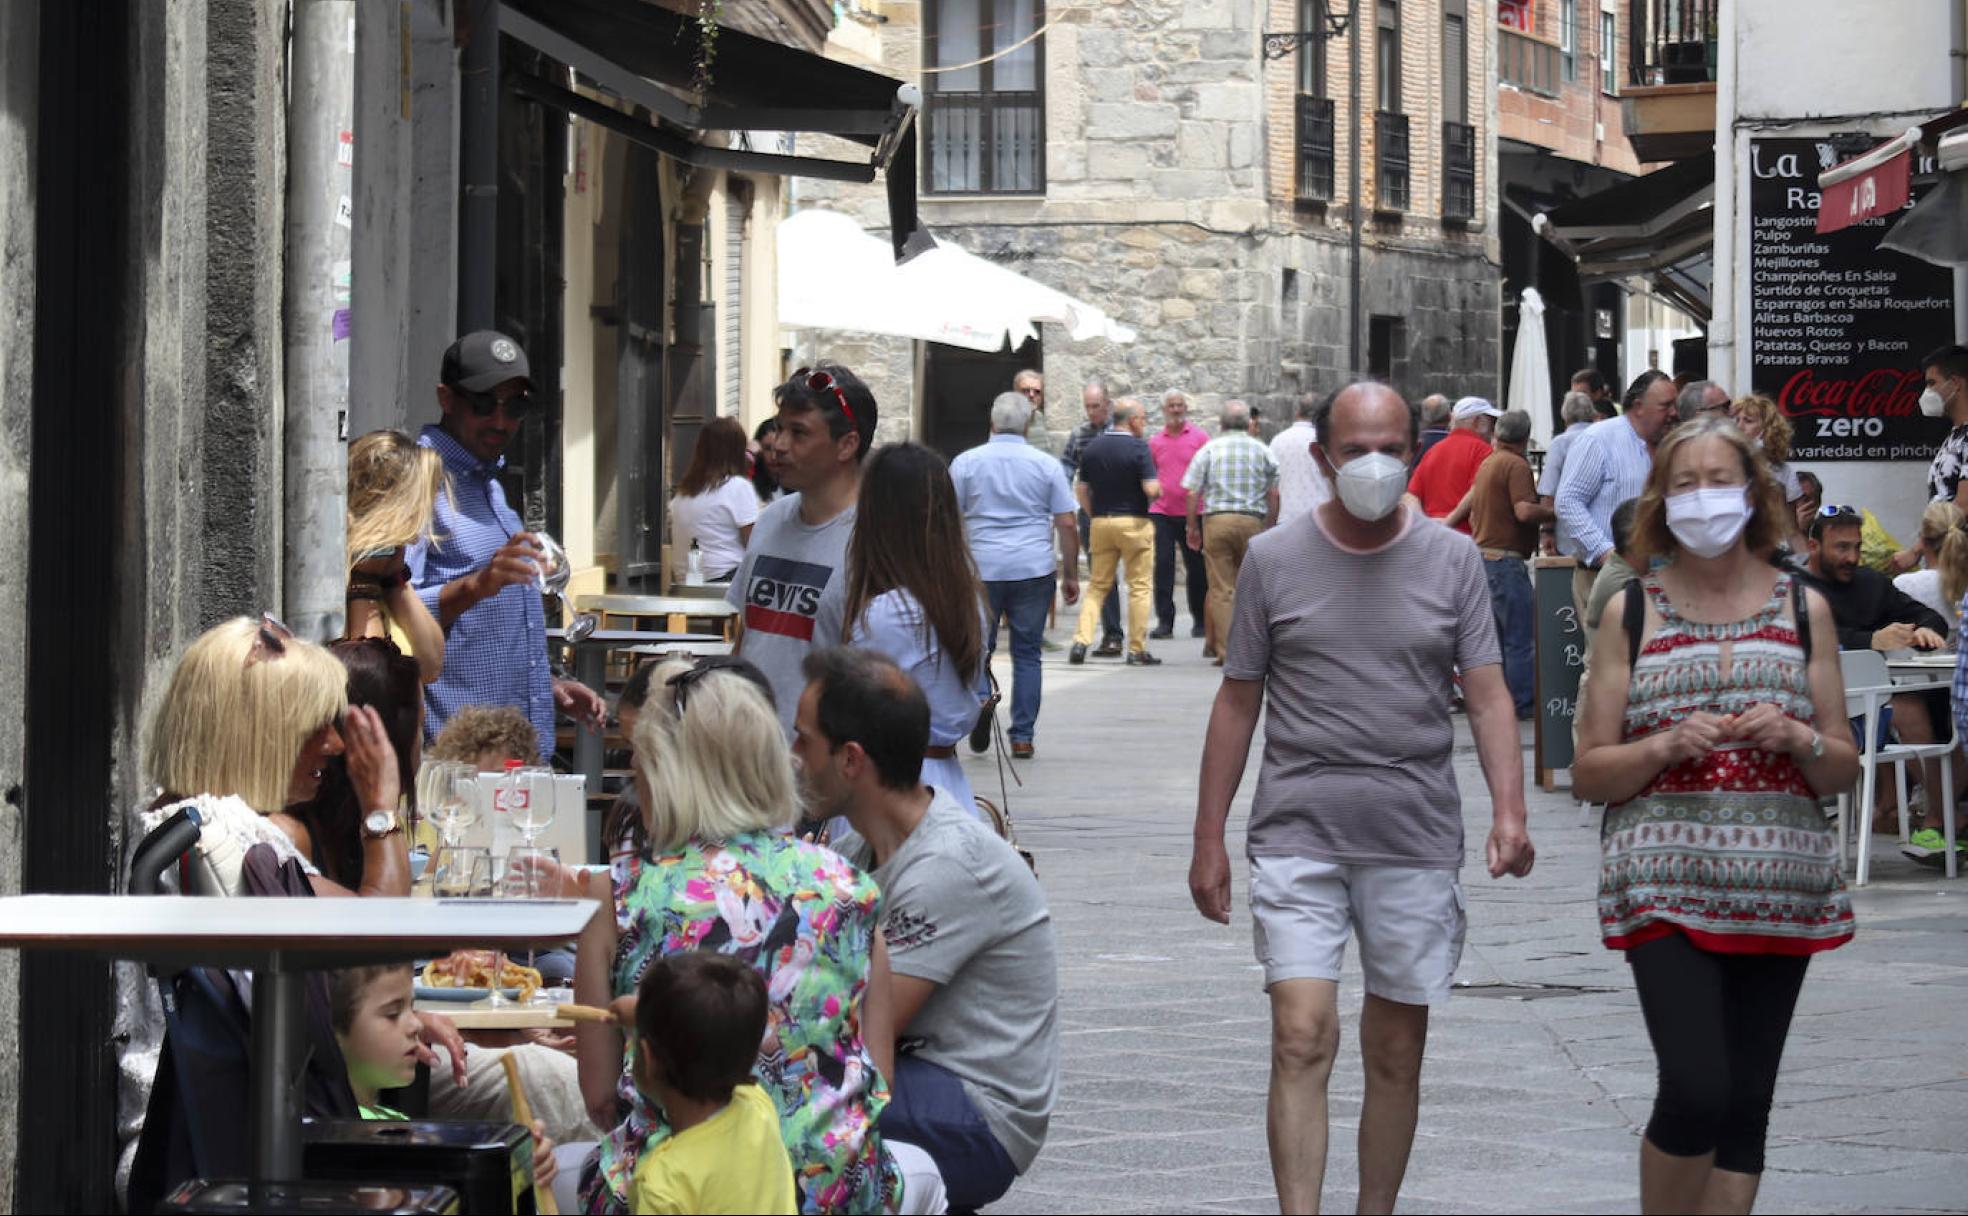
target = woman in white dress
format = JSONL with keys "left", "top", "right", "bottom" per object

{"left": 668, "top": 416, "right": 760, "bottom": 584}
{"left": 1893, "top": 500, "right": 1968, "bottom": 642}
{"left": 839, "top": 442, "right": 987, "bottom": 814}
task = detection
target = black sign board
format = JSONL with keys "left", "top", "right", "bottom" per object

{"left": 1533, "top": 558, "right": 1585, "bottom": 786}
{"left": 1746, "top": 137, "right": 1955, "bottom": 462}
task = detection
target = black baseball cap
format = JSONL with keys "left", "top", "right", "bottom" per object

{"left": 441, "top": 330, "right": 533, "bottom": 393}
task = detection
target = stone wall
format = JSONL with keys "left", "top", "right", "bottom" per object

{"left": 797, "top": 0, "right": 1500, "bottom": 442}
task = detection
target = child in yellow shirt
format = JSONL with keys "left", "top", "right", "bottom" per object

{"left": 627, "top": 953, "right": 795, "bottom": 1215}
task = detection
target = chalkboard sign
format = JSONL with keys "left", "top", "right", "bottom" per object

{"left": 1533, "top": 558, "right": 1586, "bottom": 786}
{"left": 1746, "top": 137, "right": 1954, "bottom": 462}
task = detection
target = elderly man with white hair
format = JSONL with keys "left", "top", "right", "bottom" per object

{"left": 1183, "top": 399, "right": 1280, "bottom": 665}
{"left": 1407, "top": 395, "right": 1501, "bottom": 534}
{"left": 1149, "top": 388, "right": 1211, "bottom": 642}
{"left": 1675, "top": 378, "right": 1731, "bottom": 424}
{"left": 1537, "top": 390, "right": 1603, "bottom": 556}
{"left": 949, "top": 392, "right": 1082, "bottom": 758}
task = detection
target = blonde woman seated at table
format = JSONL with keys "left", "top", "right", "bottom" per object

{"left": 571, "top": 657, "right": 946, "bottom": 1215}
{"left": 119, "top": 615, "right": 461, "bottom": 1197}
{"left": 345, "top": 430, "right": 449, "bottom": 682}
{"left": 669, "top": 416, "right": 760, "bottom": 584}
{"left": 1892, "top": 500, "right": 1968, "bottom": 644}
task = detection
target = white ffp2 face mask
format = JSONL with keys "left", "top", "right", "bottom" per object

{"left": 1920, "top": 386, "right": 1949, "bottom": 418}
{"left": 1331, "top": 452, "right": 1410, "bottom": 522}
{"left": 1665, "top": 486, "right": 1752, "bottom": 558}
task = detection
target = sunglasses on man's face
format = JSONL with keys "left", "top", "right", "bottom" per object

{"left": 455, "top": 387, "right": 535, "bottom": 420}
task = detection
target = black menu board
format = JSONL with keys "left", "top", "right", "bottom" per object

{"left": 1747, "top": 137, "right": 1955, "bottom": 462}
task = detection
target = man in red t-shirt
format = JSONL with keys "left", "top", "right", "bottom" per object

{"left": 1407, "top": 396, "right": 1500, "bottom": 533}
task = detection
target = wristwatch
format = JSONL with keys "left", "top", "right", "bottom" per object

{"left": 362, "top": 809, "right": 404, "bottom": 839}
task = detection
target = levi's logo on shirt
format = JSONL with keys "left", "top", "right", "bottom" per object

{"left": 744, "top": 554, "right": 831, "bottom": 640}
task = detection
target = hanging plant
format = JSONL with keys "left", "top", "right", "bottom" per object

{"left": 693, "top": 0, "right": 724, "bottom": 99}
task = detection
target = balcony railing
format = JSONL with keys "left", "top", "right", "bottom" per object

{"left": 923, "top": 91, "right": 1045, "bottom": 195}
{"left": 1375, "top": 111, "right": 1410, "bottom": 213}
{"left": 1442, "top": 121, "right": 1475, "bottom": 223}
{"left": 1296, "top": 95, "right": 1335, "bottom": 203}
{"left": 1499, "top": 27, "right": 1561, "bottom": 97}
{"left": 1629, "top": 0, "right": 1718, "bottom": 86}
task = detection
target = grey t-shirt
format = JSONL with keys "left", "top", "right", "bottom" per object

{"left": 726, "top": 494, "right": 853, "bottom": 737}
{"left": 833, "top": 788, "right": 1058, "bottom": 1172}
{"left": 1224, "top": 505, "right": 1501, "bottom": 868}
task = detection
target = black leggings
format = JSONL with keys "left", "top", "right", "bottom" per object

{"left": 1627, "top": 933, "right": 1810, "bottom": 1175}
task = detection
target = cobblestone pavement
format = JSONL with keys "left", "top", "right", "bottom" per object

{"left": 958, "top": 637, "right": 1968, "bottom": 1215}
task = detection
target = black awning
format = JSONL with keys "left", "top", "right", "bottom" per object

{"left": 1536, "top": 157, "right": 1715, "bottom": 321}
{"left": 500, "top": 0, "right": 919, "bottom": 248}
{"left": 1541, "top": 156, "right": 1712, "bottom": 239}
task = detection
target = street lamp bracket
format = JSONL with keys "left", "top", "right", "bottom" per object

{"left": 1262, "top": 10, "right": 1353, "bottom": 60}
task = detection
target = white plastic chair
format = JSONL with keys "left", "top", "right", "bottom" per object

{"left": 1836, "top": 649, "right": 1957, "bottom": 883}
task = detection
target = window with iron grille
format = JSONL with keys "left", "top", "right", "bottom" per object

{"left": 1376, "top": 110, "right": 1410, "bottom": 212}
{"left": 1442, "top": 121, "right": 1475, "bottom": 222}
{"left": 923, "top": 0, "right": 1045, "bottom": 195}
{"left": 1297, "top": 96, "right": 1335, "bottom": 202}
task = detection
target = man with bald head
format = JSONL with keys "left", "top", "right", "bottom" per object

{"left": 1189, "top": 382, "right": 1536, "bottom": 1214}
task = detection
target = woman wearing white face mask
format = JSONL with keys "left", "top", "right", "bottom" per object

{"left": 1574, "top": 417, "right": 1858, "bottom": 1216}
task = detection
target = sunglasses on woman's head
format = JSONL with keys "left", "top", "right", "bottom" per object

{"left": 664, "top": 656, "right": 757, "bottom": 717}
{"left": 246, "top": 612, "right": 293, "bottom": 667}
{"left": 792, "top": 367, "right": 858, "bottom": 428}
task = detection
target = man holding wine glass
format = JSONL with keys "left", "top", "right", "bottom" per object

{"left": 407, "top": 330, "right": 607, "bottom": 755}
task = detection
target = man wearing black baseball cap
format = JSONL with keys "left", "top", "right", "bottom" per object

{"left": 405, "top": 330, "right": 605, "bottom": 753}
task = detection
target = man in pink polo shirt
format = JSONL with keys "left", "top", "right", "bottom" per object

{"left": 1149, "top": 388, "right": 1210, "bottom": 641}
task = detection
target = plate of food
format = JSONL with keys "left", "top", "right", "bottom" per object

{"left": 416, "top": 950, "right": 543, "bottom": 1003}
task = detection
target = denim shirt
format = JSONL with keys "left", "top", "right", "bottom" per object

{"left": 405, "top": 425, "right": 554, "bottom": 755}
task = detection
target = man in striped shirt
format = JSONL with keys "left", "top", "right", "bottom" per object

{"left": 1554, "top": 370, "right": 1677, "bottom": 644}
{"left": 1189, "top": 382, "right": 1535, "bottom": 1215}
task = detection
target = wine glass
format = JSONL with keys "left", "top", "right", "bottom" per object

{"left": 422, "top": 761, "right": 479, "bottom": 847}
{"left": 533, "top": 531, "right": 572, "bottom": 597}
{"left": 501, "top": 845, "right": 562, "bottom": 1004}
{"left": 509, "top": 766, "right": 557, "bottom": 848}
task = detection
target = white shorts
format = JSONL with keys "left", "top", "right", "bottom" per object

{"left": 1249, "top": 854, "right": 1467, "bottom": 1006}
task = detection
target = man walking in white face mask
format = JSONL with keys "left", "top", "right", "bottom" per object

{"left": 1187, "top": 382, "right": 1536, "bottom": 1216}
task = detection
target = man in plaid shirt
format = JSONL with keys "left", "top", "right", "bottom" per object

{"left": 1183, "top": 400, "right": 1279, "bottom": 664}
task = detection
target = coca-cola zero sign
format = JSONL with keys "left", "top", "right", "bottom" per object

{"left": 1748, "top": 137, "right": 1954, "bottom": 462}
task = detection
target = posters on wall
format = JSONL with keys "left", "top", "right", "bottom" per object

{"left": 1747, "top": 137, "right": 1955, "bottom": 462}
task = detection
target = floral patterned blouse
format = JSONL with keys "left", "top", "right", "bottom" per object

{"left": 580, "top": 831, "right": 903, "bottom": 1215}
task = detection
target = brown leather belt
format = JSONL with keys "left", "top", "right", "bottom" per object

{"left": 924, "top": 745, "right": 957, "bottom": 759}
{"left": 1478, "top": 547, "right": 1529, "bottom": 561}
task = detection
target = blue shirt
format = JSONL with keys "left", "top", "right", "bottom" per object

{"left": 406, "top": 425, "right": 554, "bottom": 756}
{"left": 1554, "top": 416, "right": 1653, "bottom": 565}
{"left": 1536, "top": 420, "right": 1594, "bottom": 556}
{"left": 948, "top": 434, "right": 1077, "bottom": 583}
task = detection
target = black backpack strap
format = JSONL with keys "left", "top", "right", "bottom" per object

{"left": 1791, "top": 574, "right": 1813, "bottom": 660}
{"left": 1624, "top": 578, "right": 1645, "bottom": 668}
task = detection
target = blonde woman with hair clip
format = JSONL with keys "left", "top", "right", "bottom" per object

{"left": 571, "top": 656, "right": 947, "bottom": 1216}
{"left": 1893, "top": 500, "right": 1968, "bottom": 643}
{"left": 120, "top": 616, "right": 457, "bottom": 1200}
{"left": 345, "top": 430, "right": 448, "bottom": 682}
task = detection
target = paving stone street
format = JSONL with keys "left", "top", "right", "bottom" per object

{"left": 960, "top": 639, "right": 1968, "bottom": 1215}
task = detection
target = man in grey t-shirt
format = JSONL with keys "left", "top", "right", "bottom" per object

{"left": 793, "top": 647, "right": 1059, "bottom": 1212}
{"left": 726, "top": 363, "right": 876, "bottom": 737}
{"left": 1188, "top": 382, "right": 1535, "bottom": 1215}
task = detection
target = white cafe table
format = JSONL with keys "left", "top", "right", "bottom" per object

{"left": 0, "top": 894, "right": 596, "bottom": 1188}
{"left": 1886, "top": 651, "right": 1959, "bottom": 682}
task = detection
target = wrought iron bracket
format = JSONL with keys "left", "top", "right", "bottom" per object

{"left": 1263, "top": 9, "right": 1353, "bottom": 59}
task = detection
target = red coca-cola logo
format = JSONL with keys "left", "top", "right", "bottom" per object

{"left": 1778, "top": 368, "right": 1924, "bottom": 418}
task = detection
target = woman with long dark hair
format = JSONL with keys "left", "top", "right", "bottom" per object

{"left": 289, "top": 637, "right": 425, "bottom": 887}
{"left": 668, "top": 416, "right": 759, "bottom": 583}
{"left": 840, "top": 441, "right": 986, "bottom": 812}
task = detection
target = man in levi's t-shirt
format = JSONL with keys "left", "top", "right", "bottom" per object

{"left": 726, "top": 363, "right": 877, "bottom": 738}
{"left": 1188, "top": 382, "right": 1537, "bottom": 1215}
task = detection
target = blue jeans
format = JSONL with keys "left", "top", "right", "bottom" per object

{"left": 985, "top": 575, "right": 1054, "bottom": 743}
{"left": 880, "top": 1055, "right": 1018, "bottom": 1211}
{"left": 1483, "top": 556, "right": 1535, "bottom": 716}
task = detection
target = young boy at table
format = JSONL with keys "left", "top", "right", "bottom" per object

{"left": 618, "top": 952, "right": 795, "bottom": 1215}
{"left": 328, "top": 963, "right": 561, "bottom": 1189}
